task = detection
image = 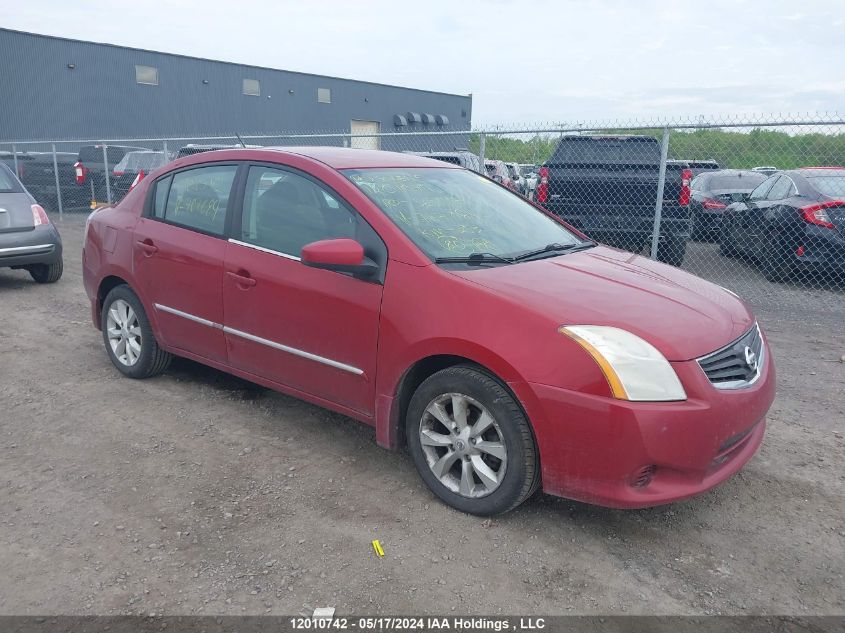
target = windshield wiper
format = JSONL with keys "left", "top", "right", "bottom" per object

{"left": 435, "top": 252, "right": 515, "bottom": 265}
{"left": 511, "top": 241, "right": 596, "bottom": 262}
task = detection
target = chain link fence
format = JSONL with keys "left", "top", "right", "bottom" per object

{"left": 3, "top": 114, "right": 845, "bottom": 309}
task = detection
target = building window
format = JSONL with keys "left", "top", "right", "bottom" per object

{"left": 317, "top": 87, "right": 331, "bottom": 104}
{"left": 243, "top": 78, "right": 261, "bottom": 96}
{"left": 135, "top": 65, "right": 158, "bottom": 86}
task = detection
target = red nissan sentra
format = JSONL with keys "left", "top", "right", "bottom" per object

{"left": 82, "top": 148, "right": 775, "bottom": 515}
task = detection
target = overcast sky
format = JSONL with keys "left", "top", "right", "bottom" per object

{"left": 4, "top": 0, "right": 844, "bottom": 126}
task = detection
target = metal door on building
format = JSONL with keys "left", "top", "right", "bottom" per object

{"left": 350, "top": 120, "right": 380, "bottom": 150}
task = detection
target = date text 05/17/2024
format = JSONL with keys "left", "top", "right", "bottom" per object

{"left": 290, "top": 616, "right": 547, "bottom": 631}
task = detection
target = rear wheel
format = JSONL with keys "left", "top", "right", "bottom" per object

{"left": 28, "top": 259, "right": 63, "bottom": 284}
{"left": 656, "top": 236, "right": 687, "bottom": 267}
{"left": 406, "top": 366, "right": 539, "bottom": 516}
{"left": 760, "top": 230, "right": 796, "bottom": 283}
{"left": 101, "top": 285, "right": 172, "bottom": 378}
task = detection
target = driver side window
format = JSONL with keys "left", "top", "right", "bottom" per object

{"left": 239, "top": 166, "right": 357, "bottom": 258}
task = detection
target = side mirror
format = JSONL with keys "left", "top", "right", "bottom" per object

{"left": 301, "top": 238, "right": 378, "bottom": 279}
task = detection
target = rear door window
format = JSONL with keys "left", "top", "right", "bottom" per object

{"left": 766, "top": 176, "right": 792, "bottom": 201}
{"left": 551, "top": 137, "right": 661, "bottom": 164}
{"left": 159, "top": 165, "right": 237, "bottom": 235}
{"left": 748, "top": 176, "right": 777, "bottom": 201}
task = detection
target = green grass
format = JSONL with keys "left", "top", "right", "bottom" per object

{"left": 470, "top": 128, "right": 845, "bottom": 170}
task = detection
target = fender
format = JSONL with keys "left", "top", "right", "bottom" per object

{"left": 374, "top": 337, "right": 527, "bottom": 449}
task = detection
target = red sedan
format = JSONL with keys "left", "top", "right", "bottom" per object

{"left": 82, "top": 147, "right": 775, "bottom": 515}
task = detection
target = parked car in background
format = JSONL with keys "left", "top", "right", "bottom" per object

{"left": 504, "top": 162, "right": 525, "bottom": 194}
{"left": 0, "top": 162, "right": 63, "bottom": 283}
{"left": 0, "top": 151, "right": 88, "bottom": 212}
{"left": 111, "top": 151, "right": 171, "bottom": 201}
{"left": 719, "top": 168, "right": 845, "bottom": 281}
{"left": 74, "top": 144, "right": 148, "bottom": 208}
{"left": 536, "top": 135, "right": 692, "bottom": 266}
{"left": 83, "top": 147, "right": 774, "bottom": 515}
{"left": 519, "top": 164, "right": 539, "bottom": 199}
{"left": 752, "top": 166, "right": 779, "bottom": 176}
{"left": 484, "top": 159, "right": 516, "bottom": 190}
{"left": 690, "top": 169, "right": 768, "bottom": 240}
{"left": 403, "top": 151, "right": 482, "bottom": 173}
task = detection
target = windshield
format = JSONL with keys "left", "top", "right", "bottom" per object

{"left": 345, "top": 168, "right": 583, "bottom": 261}
{"left": 116, "top": 153, "right": 166, "bottom": 172}
{"left": 708, "top": 173, "right": 768, "bottom": 190}
{"left": 0, "top": 166, "right": 18, "bottom": 191}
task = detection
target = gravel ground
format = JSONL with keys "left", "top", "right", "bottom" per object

{"left": 0, "top": 214, "right": 843, "bottom": 617}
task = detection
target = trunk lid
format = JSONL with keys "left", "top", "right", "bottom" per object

{"left": 0, "top": 193, "right": 34, "bottom": 233}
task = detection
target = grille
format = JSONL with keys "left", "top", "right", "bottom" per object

{"left": 698, "top": 324, "right": 764, "bottom": 389}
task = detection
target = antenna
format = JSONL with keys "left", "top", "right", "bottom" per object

{"left": 235, "top": 132, "right": 247, "bottom": 148}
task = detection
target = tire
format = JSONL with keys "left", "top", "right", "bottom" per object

{"left": 760, "top": 230, "right": 795, "bottom": 283}
{"left": 656, "top": 236, "right": 687, "bottom": 267}
{"left": 101, "top": 285, "right": 172, "bottom": 379}
{"left": 406, "top": 365, "right": 540, "bottom": 516}
{"left": 28, "top": 258, "right": 63, "bottom": 284}
{"left": 718, "top": 221, "right": 738, "bottom": 257}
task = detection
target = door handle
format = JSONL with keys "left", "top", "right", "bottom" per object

{"left": 226, "top": 270, "right": 257, "bottom": 287}
{"left": 136, "top": 239, "right": 158, "bottom": 255}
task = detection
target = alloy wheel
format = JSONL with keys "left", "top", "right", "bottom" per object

{"left": 106, "top": 299, "right": 142, "bottom": 366}
{"left": 419, "top": 393, "right": 508, "bottom": 498}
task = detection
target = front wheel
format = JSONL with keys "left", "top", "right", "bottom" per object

{"left": 101, "top": 285, "right": 172, "bottom": 378}
{"left": 406, "top": 366, "right": 540, "bottom": 516}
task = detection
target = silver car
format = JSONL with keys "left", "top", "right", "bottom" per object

{"left": 0, "top": 162, "right": 63, "bottom": 283}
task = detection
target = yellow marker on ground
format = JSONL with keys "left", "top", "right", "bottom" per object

{"left": 372, "top": 539, "right": 384, "bottom": 557}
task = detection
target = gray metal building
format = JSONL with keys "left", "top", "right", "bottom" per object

{"left": 0, "top": 29, "right": 472, "bottom": 145}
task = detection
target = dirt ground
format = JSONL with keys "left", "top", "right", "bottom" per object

{"left": 0, "top": 214, "right": 843, "bottom": 617}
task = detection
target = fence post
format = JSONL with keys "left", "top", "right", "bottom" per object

{"left": 102, "top": 143, "right": 112, "bottom": 205}
{"left": 478, "top": 132, "right": 486, "bottom": 169}
{"left": 649, "top": 127, "right": 671, "bottom": 260}
{"left": 162, "top": 139, "right": 169, "bottom": 159}
{"left": 12, "top": 144, "right": 18, "bottom": 178}
{"left": 51, "top": 144, "right": 63, "bottom": 218}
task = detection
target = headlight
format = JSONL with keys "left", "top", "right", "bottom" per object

{"left": 559, "top": 325, "right": 687, "bottom": 402}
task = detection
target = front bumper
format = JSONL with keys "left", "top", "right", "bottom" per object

{"left": 0, "top": 225, "right": 62, "bottom": 268}
{"left": 516, "top": 344, "right": 775, "bottom": 509}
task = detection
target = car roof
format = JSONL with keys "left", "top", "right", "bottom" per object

{"left": 794, "top": 167, "right": 845, "bottom": 177}
{"left": 404, "top": 151, "right": 474, "bottom": 157}
{"left": 701, "top": 169, "right": 765, "bottom": 177}
{"left": 181, "top": 146, "right": 462, "bottom": 169}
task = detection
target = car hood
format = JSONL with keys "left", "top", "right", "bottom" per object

{"left": 450, "top": 245, "right": 754, "bottom": 361}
